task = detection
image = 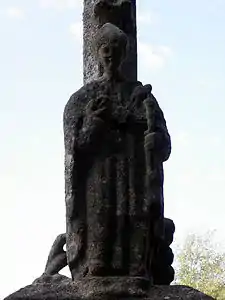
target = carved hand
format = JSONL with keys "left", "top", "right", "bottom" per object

{"left": 130, "top": 84, "right": 152, "bottom": 109}
{"left": 83, "top": 96, "right": 111, "bottom": 132}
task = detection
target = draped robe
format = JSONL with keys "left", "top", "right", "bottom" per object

{"left": 63, "top": 78, "right": 171, "bottom": 278}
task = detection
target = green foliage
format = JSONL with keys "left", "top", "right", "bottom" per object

{"left": 175, "top": 231, "right": 225, "bottom": 299}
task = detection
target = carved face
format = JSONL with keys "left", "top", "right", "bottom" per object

{"left": 98, "top": 38, "right": 125, "bottom": 74}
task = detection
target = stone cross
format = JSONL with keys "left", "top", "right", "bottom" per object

{"left": 83, "top": 0, "right": 137, "bottom": 83}
{"left": 4, "top": 3, "right": 185, "bottom": 300}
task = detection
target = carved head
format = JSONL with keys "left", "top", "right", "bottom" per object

{"left": 94, "top": 23, "right": 128, "bottom": 75}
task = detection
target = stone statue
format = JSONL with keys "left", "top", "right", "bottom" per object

{"left": 64, "top": 22, "right": 171, "bottom": 280}
{"left": 3, "top": 1, "right": 216, "bottom": 299}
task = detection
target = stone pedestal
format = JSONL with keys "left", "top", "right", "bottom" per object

{"left": 4, "top": 274, "right": 215, "bottom": 300}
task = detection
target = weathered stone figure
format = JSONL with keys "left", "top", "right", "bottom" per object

{"left": 64, "top": 22, "right": 171, "bottom": 279}
{"left": 44, "top": 234, "right": 67, "bottom": 276}
{"left": 3, "top": 1, "right": 216, "bottom": 299}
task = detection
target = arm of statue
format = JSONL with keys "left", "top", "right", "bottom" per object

{"left": 130, "top": 84, "right": 171, "bottom": 162}
{"left": 63, "top": 91, "right": 111, "bottom": 217}
{"left": 63, "top": 92, "right": 111, "bottom": 277}
{"left": 78, "top": 96, "right": 111, "bottom": 150}
{"left": 144, "top": 95, "right": 171, "bottom": 162}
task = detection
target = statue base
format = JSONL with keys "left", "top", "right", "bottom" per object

{"left": 4, "top": 274, "right": 214, "bottom": 300}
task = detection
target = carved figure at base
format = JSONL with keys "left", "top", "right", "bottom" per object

{"left": 44, "top": 233, "right": 67, "bottom": 276}
{"left": 151, "top": 218, "right": 175, "bottom": 285}
{"left": 64, "top": 23, "right": 171, "bottom": 280}
{"left": 40, "top": 219, "right": 175, "bottom": 285}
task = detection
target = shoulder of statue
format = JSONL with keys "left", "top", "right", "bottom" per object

{"left": 69, "top": 81, "right": 99, "bottom": 103}
{"left": 119, "top": 80, "right": 143, "bottom": 95}
{"left": 136, "top": 80, "right": 143, "bottom": 86}
{"left": 64, "top": 81, "right": 100, "bottom": 117}
{"left": 126, "top": 80, "right": 143, "bottom": 88}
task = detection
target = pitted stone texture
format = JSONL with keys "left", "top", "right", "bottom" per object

{"left": 4, "top": 275, "right": 214, "bottom": 300}
{"left": 64, "top": 78, "right": 171, "bottom": 279}
{"left": 66, "top": 21, "right": 171, "bottom": 283}
{"left": 83, "top": 0, "right": 99, "bottom": 83}
{"left": 40, "top": 218, "right": 175, "bottom": 285}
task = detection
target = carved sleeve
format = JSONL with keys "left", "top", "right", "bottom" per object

{"left": 63, "top": 93, "right": 107, "bottom": 154}
{"left": 152, "top": 95, "right": 171, "bottom": 162}
{"left": 63, "top": 91, "right": 108, "bottom": 222}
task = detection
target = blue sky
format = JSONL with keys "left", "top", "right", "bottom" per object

{"left": 1, "top": 0, "right": 225, "bottom": 297}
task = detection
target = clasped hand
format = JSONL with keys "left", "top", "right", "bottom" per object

{"left": 84, "top": 89, "right": 163, "bottom": 152}
{"left": 83, "top": 96, "right": 111, "bottom": 134}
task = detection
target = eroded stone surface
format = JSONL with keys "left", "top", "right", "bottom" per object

{"left": 4, "top": 275, "right": 214, "bottom": 300}
{"left": 4, "top": 3, "right": 178, "bottom": 300}
{"left": 64, "top": 23, "right": 171, "bottom": 280}
{"left": 42, "top": 217, "right": 175, "bottom": 284}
